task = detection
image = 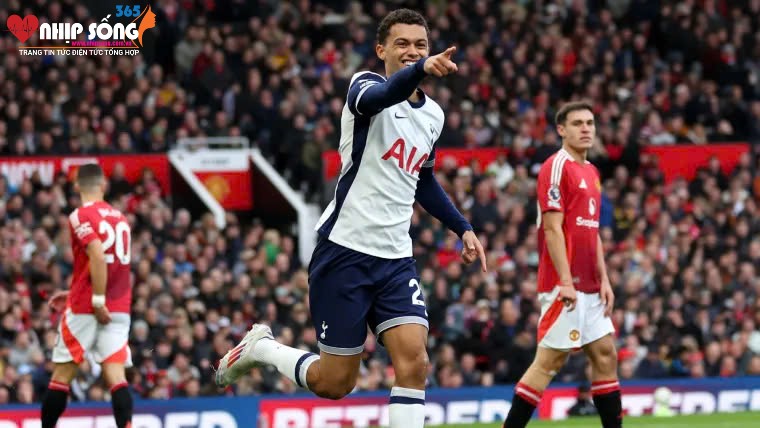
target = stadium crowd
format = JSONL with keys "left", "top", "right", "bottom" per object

{"left": 1, "top": 0, "right": 760, "bottom": 404}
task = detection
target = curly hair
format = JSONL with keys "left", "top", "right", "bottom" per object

{"left": 376, "top": 9, "right": 430, "bottom": 45}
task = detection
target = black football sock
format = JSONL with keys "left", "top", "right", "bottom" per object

{"left": 503, "top": 382, "right": 542, "bottom": 428}
{"left": 592, "top": 380, "right": 623, "bottom": 428}
{"left": 41, "top": 381, "right": 70, "bottom": 428}
{"left": 110, "top": 382, "right": 133, "bottom": 428}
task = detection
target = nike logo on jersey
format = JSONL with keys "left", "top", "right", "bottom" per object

{"left": 579, "top": 179, "right": 588, "bottom": 189}
{"left": 394, "top": 112, "right": 408, "bottom": 119}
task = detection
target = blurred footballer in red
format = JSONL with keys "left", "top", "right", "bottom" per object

{"left": 503, "top": 102, "right": 622, "bottom": 428}
{"left": 43, "top": 164, "right": 134, "bottom": 428}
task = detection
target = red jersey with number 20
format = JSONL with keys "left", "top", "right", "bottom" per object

{"left": 536, "top": 148, "right": 601, "bottom": 294}
{"left": 68, "top": 201, "right": 132, "bottom": 314}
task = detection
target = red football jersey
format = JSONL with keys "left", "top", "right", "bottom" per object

{"left": 67, "top": 201, "right": 132, "bottom": 314}
{"left": 536, "top": 148, "right": 602, "bottom": 294}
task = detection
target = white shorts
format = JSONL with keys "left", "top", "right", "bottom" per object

{"left": 52, "top": 309, "right": 133, "bottom": 367}
{"left": 537, "top": 287, "right": 615, "bottom": 350}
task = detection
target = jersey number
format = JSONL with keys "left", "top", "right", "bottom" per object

{"left": 409, "top": 279, "right": 427, "bottom": 316}
{"left": 99, "top": 221, "right": 131, "bottom": 265}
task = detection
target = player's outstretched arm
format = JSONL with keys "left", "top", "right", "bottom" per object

{"left": 86, "top": 239, "right": 111, "bottom": 324}
{"left": 415, "top": 166, "right": 470, "bottom": 235}
{"left": 543, "top": 211, "right": 577, "bottom": 310}
{"left": 350, "top": 47, "right": 458, "bottom": 116}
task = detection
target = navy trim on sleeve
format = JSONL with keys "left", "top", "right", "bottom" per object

{"left": 347, "top": 58, "right": 428, "bottom": 117}
{"left": 415, "top": 166, "right": 472, "bottom": 237}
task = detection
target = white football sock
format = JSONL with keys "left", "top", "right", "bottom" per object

{"left": 388, "top": 386, "right": 426, "bottom": 428}
{"left": 251, "top": 338, "right": 319, "bottom": 390}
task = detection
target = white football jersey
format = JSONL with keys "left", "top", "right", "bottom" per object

{"left": 315, "top": 71, "right": 445, "bottom": 259}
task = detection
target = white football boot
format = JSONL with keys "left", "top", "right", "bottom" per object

{"left": 215, "top": 324, "right": 274, "bottom": 387}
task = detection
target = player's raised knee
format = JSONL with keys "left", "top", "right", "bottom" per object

{"left": 330, "top": 381, "right": 356, "bottom": 400}
{"left": 393, "top": 349, "right": 429, "bottom": 386}
{"left": 313, "top": 378, "right": 356, "bottom": 400}
{"left": 310, "top": 362, "right": 358, "bottom": 400}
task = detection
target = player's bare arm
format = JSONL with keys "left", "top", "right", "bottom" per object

{"left": 86, "top": 239, "right": 111, "bottom": 324}
{"left": 597, "top": 235, "right": 614, "bottom": 316}
{"left": 542, "top": 211, "right": 577, "bottom": 311}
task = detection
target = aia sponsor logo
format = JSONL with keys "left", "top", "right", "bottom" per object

{"left": 381, "top": 138, "right": 429, "bottom": 176}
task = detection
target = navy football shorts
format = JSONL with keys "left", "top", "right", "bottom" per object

{"left": 307, "top": 237, "right": 429, "bottom": 355}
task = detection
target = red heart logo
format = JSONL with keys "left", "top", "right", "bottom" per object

{"left": 7, "top": 15, "right": 39, "bottom": 43}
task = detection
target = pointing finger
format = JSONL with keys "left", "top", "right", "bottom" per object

{"left": 432, "top": 61, "right": 445, "bottom": 77}
{"left": 443, "top": 46, "right": 456, "bottom": 58}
